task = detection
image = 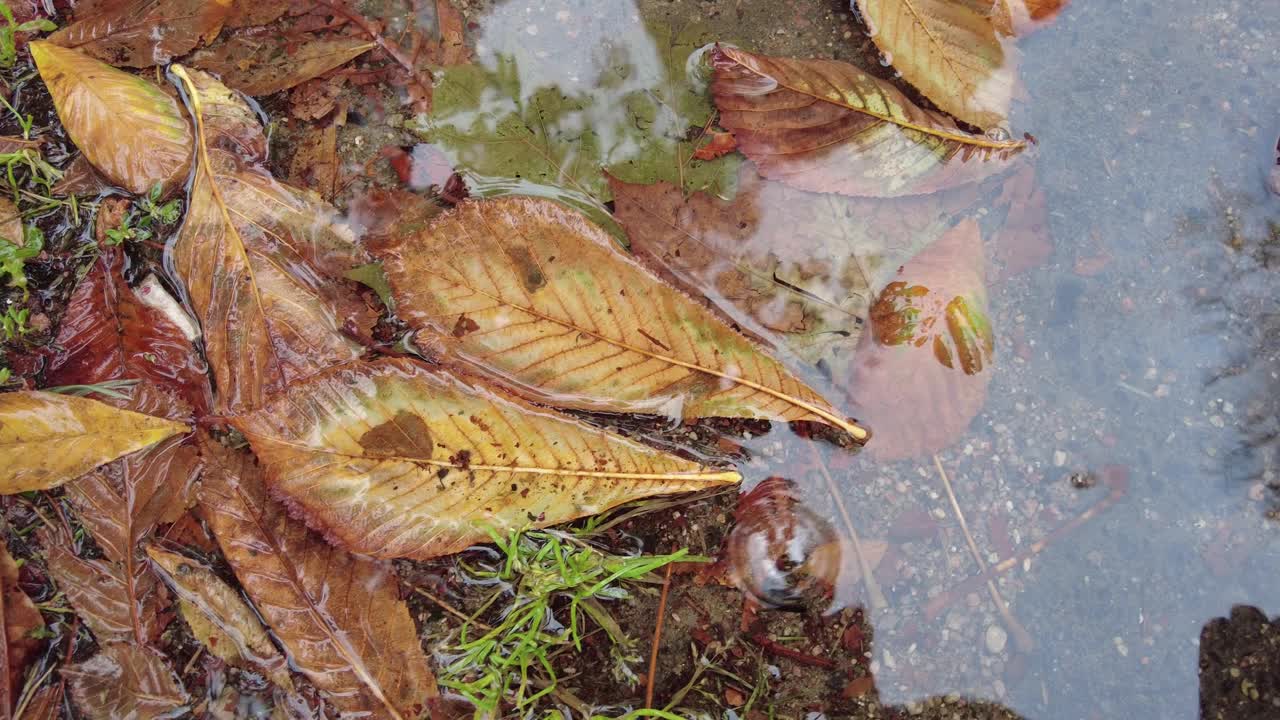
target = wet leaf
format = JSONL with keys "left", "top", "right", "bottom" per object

{"left": 854, "top": 0, "right": 1016, "bottom": 129}
{"left": 145, "top": 547, "right": 293, "bottom": 691}
{"left": 188, "top": 33, "right": 374, "bottom": 96}
{"left": 63, "top": 644, "right": 188, "bottom": 720}
{"left": 170, "top": 66, "right": 370, "bottom": 413}
{"left": 225, "top": 0, "right": 291, "bottom": 28}
{"left": 16, "top": 683, "right": 63, "bottom": 720}
{"left": 48, "top": 0, "right": 231, "bottom": 67}
{"left": 0, "top": 391, "right": 187, "bottom": 494}
{"left": 1, "top": 539, "right": 44, "bottom": 706}
{"left": 709, "top": 46, "right": 1025, "bottom": 197}
{"left": 30, "top": 41, "right": 192, "bottom": 195}
{"left": 0, "top": 197, "right": 21, "bottom": 246}
{"left": 198, "top": 440, "right": 440, "bottom": 719}
{"left": 44, "top": 246, "right": 211, "bottom": 415}
{"left": 235, "top": 357, "right": 740, "bottom": 559}
{"left": 845, "top": 218, "right": 994, "bottom": 460}
{"left": 50, "top": 155, "right": 113, "bottom": 198}
{"left": 422, "top": 22, "right": 739, "bottom": 220}
{"left": 371, "top": 196, "right": 868, "bottom": 442}
{"left": 989, "top": 162, "right": 1053, "bottom": 280}
{"left": 992, "top": 0, "right": 1071, "bottom": 36}
{"left": 42, "top": 526, "right": 165, "bottom": 644}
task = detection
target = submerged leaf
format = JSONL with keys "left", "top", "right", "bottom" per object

{"left": 188, "top": 33, "right": 374, "bottom": 96}
{"left": 371, "top": 196, "right": 867, "bottom": 441}
{"left": 30, "top": 41, "right": 192, "bottom": 195}
{"left": 0, "top": 391, "right": 187, "bottom": 494}
{"left": 845, "top": 218, "right": 994, "bottom": 460}
{"left": 855, "top": 0, "right": 1017, "bottom": 129}
{"left": 48, "top": 0, "right": 231, "bottom": 67}
{"left": 1, "top": 539, "right": 44, "bottom": 704}
{"left": 235, "top": 358, "right": 740, "bottom": 559}
{"left": 170, "top": 66, "right": 370, "bottom": 413}
{"left": 63, "top": 644, "right": 188, "bottom": 720}
{"left": 198, "top": 440, "right": 439, "bottom": 719}
{"left": 146, "top": 547, "right": 293, "bottom": 691}
{"left": 709, "top": 46, "right": 1025, "bottom": 197}
{"left": 992, "top": 0, "right": 1072, "bottom": 36}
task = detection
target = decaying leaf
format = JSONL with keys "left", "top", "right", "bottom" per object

{"left": 0, "top": 391, "right": 187, "bottom": 494}
{"left": 421, "top": 22, "right": 738, "bottom": 220}
{"left": 371, "top": 196, "right": 867, "bottom": 442}
{"left": 0, "top": 197, "right": 21, "bottom": 247}
{"left": 1, "top": 539, "right": 44, "bottom": 707}
{"left": 198, "top": 440, "right": 440, "bottom": 719}
{"left": 225, "top": 0, "right": 291, "bottom": 28}
{"left": 170, "top": 66, "right": 371, "bottom": 413}
{"left": 855, "top": 0, "right": 1017, "bottom": 129}
{"left": 48, "top": 0, "right": 231, "bottom": 67}
{"left": 709, "top": 46, "right": 1025, "bottom": 197}
{"left": 63, "top": 644, "right": 188, "bottom": 720}
{"left": 31, "top": 42, "right": 193, "bottom": 195}
{"left": 235, "top": 357, "right": 740, "bottom": 558}
{"left": 50, "top": 155, "right": 113, "bottom": 198}
{"left": 188, "top": 33, "right": 374, "bottom": 96}
{"left": 44, "top": 246, "right": 210, "bottom": 414}
{"left": 42, "top": 526, "right": 165, "bottom": 644}
{"left": 846, "top": 218, "right": 994, "bottom": 460}
{"left": 145, "top": 547, "right": 293, "bottom": 690}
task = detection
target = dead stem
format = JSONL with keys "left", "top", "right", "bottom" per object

{"left": 411, "top": 585, "right": 493, "bottom": 631}
{"left": 645, "top": 563, "right": 675, "bottom": 707}
{"left": 810, "top": 443, "right": 888, "bottom": 610}
{"left": 932, "top": 454, "right": 1034, "bottom": 653}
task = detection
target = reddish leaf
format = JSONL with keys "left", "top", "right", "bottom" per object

{"left": 845, "top": 219, "right": 994, "bottom": 460}
{"left": 50, "top": 155, "right": 113, "bottom": 198}
{"left": 41, "top": 525, "right": 165, "bottom": 645}
{"left": 225, "top": 0, "right": 291, "bottom": 28}
{"left": 49, "top": 0, "right": 233, "bottom": 67}
{"left": 187, "top": 31, "right": 373, "bottom": 96}
{"left": 990, "top": 163, "right": 1053, "bottom": 280}
{"left": 1, "top": 540, "right": 44, "bottom": 713}
{"left": 198, "top": 440, "right": 440, "bottom": 718}
{"left": 692, "top": 131, "right": 738, "bottom": 161}
{"left": 63, "top": 644, "right": 188, "bottom": 720}
{"left": 16, "top": 684, "right": 62, "bottom": 720}
{"left": 992, "top": 0, "right": 1072, "bottom": 36}
{"left": 436, "top": 0, "right": 470, "bottom": 66}
{"left": 43, "top": 245, "right": 210, "bottom": 415}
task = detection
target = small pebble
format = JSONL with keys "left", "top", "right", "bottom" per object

{"left": 985, "top": 625, "right": 1008, "bottom": 654}
{"left": 1053, "top": 450, "right": 1067, "bottom": 467}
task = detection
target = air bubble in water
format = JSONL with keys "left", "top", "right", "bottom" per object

{"left": 986, "top": 127, "right": 1012, "bottom": 142}
{"left": 725, "top": 478, "right": 841, "bottom": 608}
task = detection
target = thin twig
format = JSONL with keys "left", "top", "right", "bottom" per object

{"left": 645, "top": 563, "right": 675, "bottom": 708}
{"left": 932, "top": 454, "right": 1034, "bottom": 653}
{"left": 411, "top": 586, "right": 493, "bottom": 631}
{"left": 810, "top": 444, "right": 887, "bottom": 610}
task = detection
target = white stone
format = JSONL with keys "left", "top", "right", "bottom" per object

{"left": 985, "top": 625, "right": 1008, "bottom": 654}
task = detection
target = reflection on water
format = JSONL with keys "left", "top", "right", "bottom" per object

{"left": 386, "top": 0, "right": 1278, "bottom": 716}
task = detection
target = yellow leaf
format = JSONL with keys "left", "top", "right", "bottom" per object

{"left": 0, "top": 391, "right": 188, "bottom": 494}
{"left": 169, "top": 66, "right": 370, "bottom": 413}
{"left": 855, "top": 0, "right": 1017, "bottom": 129}
{"left": 146, "top": 546, "right": 293, "bottom": 691}
{"left": 234, "top": 358, "right": 741, "bottom": 559}
{"left": 30, "top": 42, "right": 193, "bottom": 195}
{"left": 371, "top": 196, "right": 869, "bottom": 443}
{"left": 709, "top": 46, "right": 1026, "bottom": 198}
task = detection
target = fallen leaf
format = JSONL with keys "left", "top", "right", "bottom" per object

{"left": 170, "top": 66, "right": 371, "bottom": 413}
{"left": 709, "top": 46, "right": 1025, "bottom": 197}
{"left": 48, "top": 0, "right": 231, "bottom": 67}
{"left": 845, "top": 218, "right": 994, "bottom": 460}
{"left": 225, "top": 0, "right": 291, "bottom": 27}
{"left": 289, "top": 76, "right": 345, "bottom": 120}
{"left": 50, "top": 155, "right": 113, "bottom": 198}
{"left": 436, "top": 0, "right": 470, "bottom": 65}
{"left": 235, "top": 357, "right": 740, "bottom": 558}
{"left": 42, "top": 525, "right": 165, "bottom": 644}
{"left": 0, "top": 197, "right": 21, "bottom": 247}
{"left": 30, "top": 42, "right": 193, "bottom": 195}
{"left": 16, "top": 684, "right": 63, "bottom": 720}
{"left": 990, "top": 162, "right": 1053, "bottom": 280}
{"left": 0, "top": 136, "right": 38, "bottom": 155}
{"left": 285, "top": 105, "right": 345, "bottom": 200}
{"left": 992, "top": 0, "right": 1072, "bottom": 36}
{"left": 1, "top": 539, "right": 44, "bottom": 708}
{"left": 371, "top": 196, "right": 868, "bottom": 442}
{"left": 146, "top": 546, "right": 294, "bottom": 691}
{"left": 198, "top": 440, "right": 440, "bottom": 719}
{"left": 43, "top": 246, "right": 211, "bottom": 414}
{"left": 854, "top": 0, "right": 1017, "bottom": 129}
{"left": 0, "top": 390, "right": 187, "bottom": 494}
{"left": 63, "top": 644, "right": 188, "bottom": 720}
{"left": 188, "top": 33, "right": 374, "bottom": 96}
{"left": 693, "top": 131, "right": 738, "bottom": 161}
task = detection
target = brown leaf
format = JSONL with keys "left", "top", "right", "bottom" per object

{"left": 48, "top": 0, "right": 232, "bottom": 67}
{"left": 436, "top": 0, "right": 470, "bottom": 66}
{"left": 41, "top": 526, "right": 165, "bottom": 644}
{"left": 692, "top": 130, "right": 738, "bottom": 161}
{"left": 371, "top": 196, "right": 868, "bottom": 443}
{"left": 146, "top": 547, "right": 293, "bottom": 691}
{"left": 187, "top": 32, "right": 374, "bottom": 96}
{"left": 44, "top": 245, "right": 211, "bottom": 415}
{"left": 30, "top": 42, "right": 193, "bottom": 195}
{"left": 0, "top": 197, "right": 21, "bottom": 247}
{"left": 709, "top": 46, "right": 1026, "bottom": 197}
{"left": 0, "top": 390, "right": 188, "bottom": 494}
{"left": 285, "top": 106, "right": 346, "bottom": 200}
{"left": 289, "top": 77, "right": 345, "bottom": 120}
{"left": 845, "top": 218, "right": 994, "bottom": 460}
{"left": 855, "top": 0, "right": 1017, "bottom": 129}
{"left": 235, "top": 357, "right": 739, "bottom": 559}
{"left": 63, "top": 644, "right": 188, "bottom": 720}
{"left": 170, "top": 66, "right": 371, "bottom": 413}
{"left": 1, "top": 540, "right": 44, "bottom": 710}
{"left": 198, "top": 440, "right": 439, "bottom": 718}
{"left": 225, "top": 0, "right": 291, "bottom": 28}
{"left": 0, "top": 137, "right": 39, "bottom": 155}
{"left": 16, "top": 683, "right": 63, "bottom": 720}
{"left": 50, "top": 155, "right": 113, "bottom": 198}
{"left": 990, "top": 162, "right": 1053, "bottom": 280}
{"left": 992, "top": 0, "right": 1072, "bottom": 36}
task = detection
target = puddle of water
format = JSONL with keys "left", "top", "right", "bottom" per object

{"left": 392, "top": 0, "right": 1280, "bottom": 716}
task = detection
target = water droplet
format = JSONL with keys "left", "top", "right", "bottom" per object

{"left": 725, "top": 478, "right": 841, "bottom": 608}
{"left": 986, "top": 127, "right": 1012, "bottom": 142}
